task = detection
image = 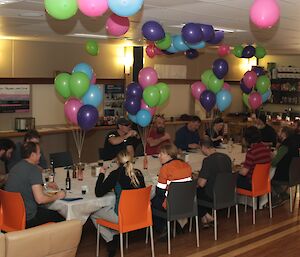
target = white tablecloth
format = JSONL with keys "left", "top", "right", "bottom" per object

{"left": 47, "top": 144, "right": 245, "bottom": 223}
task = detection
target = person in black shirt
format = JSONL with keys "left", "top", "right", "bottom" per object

{"left": 255, "top": 114, "right": 277, "bottom": 147}
{"left": 205, "top": 118, "right": 224, "bottom": 147}
{"left": 0, "top": 138, "right": 15, "bottom": 187}
{"left": 102, "top": 118, "right": 139, "bottom": 160}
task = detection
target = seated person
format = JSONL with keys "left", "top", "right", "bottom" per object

{"left": 197, "top": 136, "right": 232, "bottom": 226}
{"left": 102, "top": 118, "right": 139, "bottom": 160}
{"left": 255, "top": 114, "right": 277, "bottom": 147}
{"left": 5, "top": 142, "right": 65, "bottom": 228}
{"left": 0, "top": 138, "right": 15, "bottom": 187}
{"left": 292, "top": 120, "right": 300, "bottom": 149}
{"left": 6, "top": 129, "right": 47, "bottom": 171}
{"left": 151, "top": 143, "right": 192, "bottom": 234}
{"left": 146, "top": 115, "right": 171, "bottom": 155}
{"left": 237, "top": 126, "right": 272, "bottom": 190}
{"left": 175, "top": 115, "right": 201, "bottom": 151}
{"left": 91, "top": 150, "right": 145, "bottom": 257}
{"left": 205, "top": 117, "right": 224, "bottom": 147}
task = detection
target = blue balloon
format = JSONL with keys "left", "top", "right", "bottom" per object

{"left": 173, "top": 35, "right": 189, "bottom": 52}
{"left": 82, "top": 85, "right": 103, "bottom": 108}
{"left": 136, "top": 109, "right": 151, "bottom": 127}
{"left": 262, "top": 89, "right": 271, "bottom": 103}
{"left": 128, "top": 113, "right": 137, "bottom": 123}
{"left": 216, "top": 89, "right": 232, "bottom": 112}
{"left": 166, "top": 39, "right": 178, "bottom": 53}
{"left": 108, "top": 0, "right": 144, "bottom": 17}
{"left": 72, "top": 63, "right": 93, "bottom": 80}
{"left": 186, "top": 41, "right": 206, "bottom": 49}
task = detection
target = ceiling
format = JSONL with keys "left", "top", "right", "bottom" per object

{"left": 0, "top": 0, "right": 299, "bottom": 54}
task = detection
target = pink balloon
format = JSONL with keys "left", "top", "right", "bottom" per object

{"left": 222, "top": 82, "right": 231, "bottom": 91}
{"left": 141, "top": 99, "right": 156, "bottom": 116}
{"left": 154, "top": 46, "right": 163, "bottom": 55}
{"left": 64, "top": 98, "right": 83, "bottom": 125}
{"left": 146, "top": 45, "right": 155, "bottom": 58}
{"left": 218, "top": 44, "right": 231, "bottom": 57}
{"left": 250, "top": 0, "right": 280, "bottom": 29}
{"left": 138, "top": 67, "right": 158, "bottom": 89}
{"left": 191, "top": 81, "right": 206, "bottom": 100}
{"left": 243, "top": 71, "right": 257, "bottom": 89}
{"left": 91, "top": 73, "right": 96, "bottom": 84}
{"left": 249, "top": 92, "right": 262, "bottom": 110}
{"left": 78, "top": 0, "right": 108, "bottom": 17}
{"left": 106, "top": 13, "right": 129, "bottom": 37}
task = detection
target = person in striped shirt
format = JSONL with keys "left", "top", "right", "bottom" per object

{"left": 237, "top": 126, "right": 272, "bottom": 190}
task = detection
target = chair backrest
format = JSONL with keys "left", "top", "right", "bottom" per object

{"left": 167, "top": 180, "right": 197, "bottom": 221}
{"left": 0, "top": 189, "right": 26, "bottom": 232}
{"left": 289, "top": 157, "right": 300, "bottom": 186}
{"left": 5, "top": 220, "right": 82, "bottom": 257}
{"left": 0, "top": 233, "right": 4, "bottom": 257}
{"left": 49, "top": 152, "right": 73, "bottom": 168}
{"left": 118, "top": 186, "right": 152, "bottom": 233}
{"left": 251, "top": 163, "right": 271, "bottom": 196}
{"left": 213, "top": 173, "right": 237, "bottom": 210}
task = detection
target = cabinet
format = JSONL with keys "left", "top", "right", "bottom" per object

{"left": 270, "top": 79, "right": 300, "bottom": 105}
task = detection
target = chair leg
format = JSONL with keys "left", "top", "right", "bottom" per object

{"left": 150, "top": 226, "right": 155, "bottom": 257}
{"left": 252, "top": 197, "right": 256, "bottom": 225}
{"left": 235, "top": 204, "right": 240, "bottom": 234}
{"left": 213, "top": 210, "right": 217, "bottom": 241}
{"left": 120, "top": 233, "right": 124, "bottom": 257}
{"left": 173, "top": 221, "right": 176, "bottom": 238}
{"left": 244, "top": 196, "right": 247, "bottom": 213}
{"left": 195, "top": 216, "right": 200, "bottom": 247}
{"left": 125, "top": 232, "right": 128, "bottom": 249}
{"left": 96, "top": 224, "right": 100, "bottom": 257}
{"left": 145, "top": 227, "right": 149, "bottom": 244}
{"left": 227, "top": 207, "right": 231, "bottom": 218}
{"left": 268, "top": 193, "right": 273, "bottom": 219}
{"left": 167, "top": 221, "right": 171, "bottom": 255}
{"left": 189, "top": 217, "right": 192, "bottom": 232}
{"left": 290, "top": 187, "right": 293, "bottom": 213}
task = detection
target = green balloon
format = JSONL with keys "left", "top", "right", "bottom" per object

{"left": 86, "top": 40, "right": 99, "bottom": 56}
{"left": 255, "top": 46, "right": 266, "bottom": 59}
{"left": 207, "top": 74, "right": 224, "bottom": 94}
{"left": 242, "top": 93, "right": 250, "bottom": 109}
{"left": 45, "top": 0, "right": 78, "bottom": 20}
{"left": 69, "top": 72, "right": 90, "bottom": 98}
{"left": 232, "top": 45, "right": 243, "bottom": 58}
{"left": 143, "top": 86, "right": 160, "bottom": 107}
{"left": 155, "top": 33, "right": 172, "bottom": 50}
{"left": 54, "top": 73, "right": 71, "bottom": 98}
{"left": 256, "top": 75, "right": 271, "bottom": 94}
{"left": 156, "top": 82, "right": 170, "bottom": 106}
{"left": 201, "top": 69, "right": 214, "bottom": 87}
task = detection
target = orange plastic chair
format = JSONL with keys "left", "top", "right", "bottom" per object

{"left": 237, "top": 163, "right": 272, "bottom": 224}
{"left": 0, "top": 189, "right": 26, "bottom": 232}
{"left": 96, "top": 186, "right": 155, "bottom": 257}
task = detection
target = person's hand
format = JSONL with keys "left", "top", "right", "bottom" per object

{"left": 56, "top": 190, "right": 66, "bottom": 200}
{"left": 126, "top": 130, "right": 137, "bottom": 138}
{"left": 99, "top": 167, "right": 106, "bottom": 174}
{"left": 47, "top": 182, "right": 59, "bottom": 190}
{"left": 216, "top": 135, "right": 223, "bottom": 141}
{"left": 162, "top": 133, "right": 171, "bottom": 141}
{"left": 189, "top": 143, "right": 200, "bottom": 149}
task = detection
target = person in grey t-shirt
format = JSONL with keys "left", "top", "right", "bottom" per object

{"left": 5, "top": 142, "right": 65, "bottom": 228}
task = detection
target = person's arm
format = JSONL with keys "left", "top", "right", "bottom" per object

{"left": 198, "top": 158, "right": 209, "bottom": 187}
{"left": 95, "top": 169, "right": 118, "bottom": 197}
{"left": 147, "top": 133, "right": 171, "bottom": 147}
{"left": 188, "top": 143, "right": 200, "bottom": 149}
{"left": 239, "top": 150, "right": 252, "bottom": 176}
{"left": 188, "top": 132, "right": 201, "bottom": 149}
{"left": 271, "top": 145, "right": 288, "bottom": 167}
{"left": 32, "top": 184, "right": 65, "bottom": 204}
{"left": 239, "top": 167, "right": 250, "bottom": 176}
{"left": 198, "top": 177, "right": 207, "bottom": 188}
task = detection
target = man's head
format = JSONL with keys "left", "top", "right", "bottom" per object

{"left": 278, "top": 126, "right": 294, "bottom": 143}
{"left": 187, "top": 116, "right": 201, "bottom": 132}
{"left": 21, "top": 142, "right": 41, "bottom": 164}
{"left": 255, "top": 114, "right": 267, "bottom": 129}
{"left": 24, "top": 129, "right": 40, "bottom": 143}
{"left": 154, "top": 115, "right": 166, "bottom": 134}
{"left": 159, "top": 143, "right": 178, "bottom": 164}
{"left": 0, "top": 138, "right": 15, "bottom": 162}
{"left": 116, "top": 118, "right": 131, "bottom": 134}
{"left": 213, "top": 117, "right": 224, "bottom": 133}
{"left": 200, "top": 136, "right": 215, "bottom": 156}
{"left": 244, "top": 126, "right": 262, "bottom": 145}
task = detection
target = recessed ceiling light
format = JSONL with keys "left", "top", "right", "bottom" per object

{"left": 0, "top": 0, "right": 23, "bottom": 5}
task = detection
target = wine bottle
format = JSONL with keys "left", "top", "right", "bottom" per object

{"left": 66, "top": 168, "right": 71, "bottom": 190}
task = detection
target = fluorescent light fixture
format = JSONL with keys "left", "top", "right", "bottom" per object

{"left": 168, "top": 24, "right": 245, "bottom": 33}
{"left": 68, "top": 33, "right": 111, "bottom": 39}
{"left": 0, "top": 0, "right": 23, "bottom": 5}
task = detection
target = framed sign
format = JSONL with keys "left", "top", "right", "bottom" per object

{"left": 0, "top": 85, "right": 30, "bottom": 113}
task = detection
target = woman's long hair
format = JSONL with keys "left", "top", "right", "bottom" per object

{"left": 117, "top": 150, "right": 140, "bottom": 187}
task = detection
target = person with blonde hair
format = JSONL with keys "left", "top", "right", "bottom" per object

{"left": 91, "top": 150, "right": 145, "bottom": 257}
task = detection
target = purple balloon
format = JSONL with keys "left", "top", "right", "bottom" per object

{"left": 126, "top": 82, "right": 143, "bottom": 99}
{"left": 200, "top": 90, "right": 216, "bottom": 112}
{"left": 142, "top": 21, "right": 165, "bottom": 41}
{"left": 212, "top": 58, "right": 228, "bottom": 79}
{"left": 207, "top": 31, "right": 224, "bottom": 44}
{"left": 198, "top": 24, "right": 215, "bottom": 42}
{"left": 77, "top": 105, "right": 99, "bottom": 131}
{"left": 240, "top": 80, "right": 252, "bottom": 94}
{"left": 242, "top": 45, "right": 256, "bottom": 58}
{"left": 252, "top": 66, "right": 265, "bottom": 77}
{"left": 181, "top": 23, "right": 203, "bottom": 44}
{"left": 124, "top": 96, "right": 141, "bottom": 115}
{"left": 185, "top": 49, "right": 199, "bottom": 59}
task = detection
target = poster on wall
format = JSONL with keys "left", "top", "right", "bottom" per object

{"left": 0, "top": 85, "right": 30, "bottom": 113}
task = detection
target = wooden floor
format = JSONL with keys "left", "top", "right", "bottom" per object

{"left": 76, "top": 200, "right": 300, "bottom": 257}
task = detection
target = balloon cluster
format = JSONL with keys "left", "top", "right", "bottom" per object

{"left": 240, "top": 66, "right": 272, "bottom": 110}
{"left": 232, "top": 45, "right": 266, "bottom": 59}
{"left": 124, "top": 67, "right": 170, "bottom": 127}
{"left": 191, "top": 59, "right": 232, "bottom": 112}
{"left": 141, "top": 21, "right": 224, "bottom": 59}
{"left": 54, "top": 63, "right": 102, "bottom": 131}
